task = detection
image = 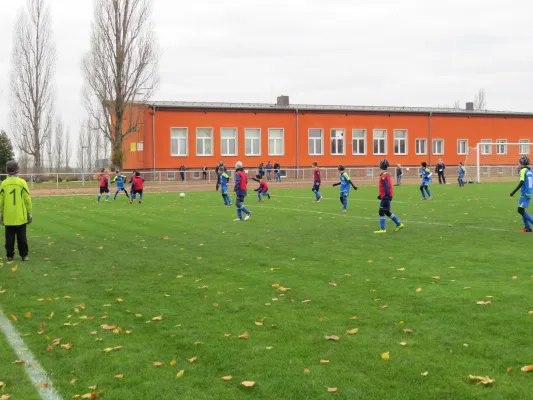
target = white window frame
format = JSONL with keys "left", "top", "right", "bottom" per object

{"left": 415, "top": 139, "right": 427, "bottom": 155}
{"left": 519, "top": 139, "right": 530, "bottom": 155}
{"left": 196, "top": 127, "right": 213, "bottom": 156}
{"left": 432, "top": 139, "right": 444, "bottom": 155}
{"left": 268, "top": 128, "right": 284, "bottom": 156}
{"left": 167, "top": 172, "right": 176, "bottom": 180}
{"left": 496, "top": 139, "right": 507, "bottom": 155}
{"left": 220, "top": 128, "right": 238, "bottom": 157}
{"left": 137, "top": 141, "right": 144, "bottom": 151}
{"left": 330, "top": 128, "right": 345, "bottom": 155}
{"left": 457, "top": 139, "right": 468, "bottom": 155}
{"left": 480, "top": 139, "right": 492, "bottom": 155}
{"left": 352, "top": 129, "right": 367, "bottom": 155}
{"left": 244, "top": 128, "right": 261, "bottom": 156}
{"left": 308, "top": 128, "right": 323, "bottom": 156}
{"left": 393, "top": 129, "right": 408, "bottom": 155}
{"left": 170, "top": 127, "right": 188, "bottom": 157}
{"left": 373, "top": 129, "right": 387, "bottom": 155}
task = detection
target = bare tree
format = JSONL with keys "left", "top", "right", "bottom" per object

{"left": 64, "top": 127, "right": 71, "bottom": 170}
{"left": 19, "top": 152, "right": 32, "bottom": 174}
{"left": 474, "top": 89, "right": 486, "bottom": 110}
{"left": 82, "top": 0, "right": 159, "bottom": 169}
{"left": 9, "top": 0, "right": 55, "bottom": 173}
{"left": 54, "top": 118, "right": 64, "bottom": 170}
{"left": 93, "top": 126, "right": 102, "bottom": 166}
{"left": 84, "top": 123, "right": 94, "bottom": 171}
{"left": 45, "top": 130, "right": 53, "bottom": 172}
{"left": 77, "top": 124, "right": 87, "bottom": 169}
{"left": 453, "top": 100, "right": 461, "bottom": 109}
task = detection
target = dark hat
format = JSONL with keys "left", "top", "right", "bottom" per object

{"left": 6, "top": 160, "right": 19, "bottom": 175}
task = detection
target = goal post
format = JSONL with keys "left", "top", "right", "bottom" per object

{"left": 466, "top": 142, "right": 530, "bottom": 183}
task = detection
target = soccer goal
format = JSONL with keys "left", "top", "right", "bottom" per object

{"left": 465, "top": 142, "right": 531, "bottom": 183}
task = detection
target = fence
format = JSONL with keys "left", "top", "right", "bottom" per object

{"left": 0, "top": 165, "right": 518, "bottom": 192}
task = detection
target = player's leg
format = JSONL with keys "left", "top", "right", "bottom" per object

{"left": 97, "top": 187, "right": 103, "bottom": 202}
{"left": 139, "top": 190, "right": 143, "bottom": 203}
{"left": 5, "top": 226, "right": 16, "bottom": 261}
{"left": 425, "top": 185, "right": 432, "bottom": 198}
{"left": 114, "top": 190, "right": 119, "bottom": 200}
{"left": 241, "top": 197, "right": 251, "bottom": 217}
{"left": 378, "top": 209, "right": 386, "bottom": 231}
{"left": 130, "top": 190, "right": 136, "bottom": 203}
{"left": 420, "top": 185, "right": 426, "bottom": 199}
{"left": 442, "top": 174, "right": 446, "bottom": 184}
{"left": 342, "top": 193, "right": 348, "bottom": 211}
{"left": 257, "top": 191, "right": 262, "bottom": 202}
{"left": 105, "top": 188, "right": 110, "bottom": 201}
{"left": 235, "top": 197, "right": 243, "bottom": 220}
{"left": 16, "top": 224, "right": 28, "bottom": 260}
{"left": 517, "top": 207, "right": 532, "bottom": 232}
{"left": 266, "top": 190, "right": 270, "bottom": 199}
{"left": 123, "top": 188, "right": 129, "bottom": 197}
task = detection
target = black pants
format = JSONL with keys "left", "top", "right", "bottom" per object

{"left": 180, "top": 172, "right": 185, "bottom": 181}
{"left": 5, "top": 224, "right": 28, "bottom": 258}
{"left": 438, "top": 172, "right": 446, "bottom": 184}
{"left": 202, "top": 172, "right": 207, "bottom": 180}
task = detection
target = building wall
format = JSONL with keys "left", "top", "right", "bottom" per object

{"left": 121, "top": 107, "right": 533, "bottom": 170}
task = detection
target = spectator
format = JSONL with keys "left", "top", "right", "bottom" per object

{"left": 180, "top": 164, "right": 185, "bottom": 181}
{"left": 395, "top": 164, "right": 403, "bottom": 186}
{"left": 266, "top": 161, "right": 273, "bottom": 180}
{"left": 274, "top": 161, "right": 281, "bottom": 182}
{"left": 202, "top": 164, "right": 207, "bottom": 180}
{"left": 436, "top": 159, "right": 446, "bottom": 184}
{"left": 259, "top": 162, "right": 265, "bottom": 179}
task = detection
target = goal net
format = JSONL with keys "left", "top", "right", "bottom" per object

{"left": 465, "top": 142, "right": 530, "bottom": 183}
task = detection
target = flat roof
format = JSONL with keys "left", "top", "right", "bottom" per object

{"left": 144, "top": 100, "right": 533, "bottom": 117}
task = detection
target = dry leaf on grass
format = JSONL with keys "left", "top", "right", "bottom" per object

{"left": 241, "top": 381, "right": 256, "bottom": 388}
{"left": 468, "top": 375, "right": 495, "bottom": 385}
{"left": 301, "top": 300, "right": 312, "bottom": 303}
{"left": 255, "top": 322, "right": 263, "bottom": 327}
{"left": 13, "top": 360, "right": 26, "bottom": 365}
{"left": 238, "top": 331, "right": 249, "bottom": 339}
{"left": 304, "top": 368, "right": 311, "bottom": 374}
{"left": 416, "top": 288, "right": 422, "bottom": 293}
{"left": 421, "top": 371, "right": 429, "bottom": 376}
{"left": 152, "top": 316, "right": 163, "bottom": 321}
{"left": 153, "top": 362, "right": 163, "bottom": 367}
{"left": 346, "top": 328, "right": 358, "bottom": 335}
{"left": 114, "top": 374, "right": 124, "bottom": 379}
{"left": 380, "top": 305, "right": 388, "bottom": 309}
{"left": 507, "top": 367, "right": 513, "bottom": 372}
{"left": 0, "top": 395, "right": 10, "bottom": 400}
{"left": 176, "top": 370, "right": 185, "bottom": 378}
{"left": 403, "top": 329, "right": 413, "bottom": 334}
{"left": 381, "top": 352, "right": 390, "bottom": 360}
{"left": 81, "top": 394, "right": 99, "bottom": 399}
{"left": 187, "top": 356, "right": 197, "bottom": 364}
{"left": 328, "top": 282, "right": 337, "bottom": 287}
{"left": 476, "top": 301, "right": 491, "bottom": 306}
{"left": 324, "top": 335, "right": 340, "bottom": 341}
{"left": 520, "top": 365, "right": 533, "bottom": 372}
{"left": 70, "top": 379, "right": 77, "bottom": 385}
{"left": 100, "top": 324, "right": 116, "bottom": 330}
{"left": 170, "top": 360, "right": 177, "bottom": 366}
{"left": 327, "top": 387, "right": 338, "bottom": 393}
{"left": 221, "top": 376, "right": 232, "bottom": 381}
{"left": 271, "top": 283, "right": 280, "bottom": 288}
{"left": 320, "top": 360, "right": 330, "bottom": 364}
{"left": 399, "top": 341, "right": 407, "bottom": 346}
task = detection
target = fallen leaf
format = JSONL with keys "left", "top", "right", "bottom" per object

{"left": 468, "top": 375, "right": 495, "bottom": 385}
{"left": 476, "top": 301, "right": 491, "bottom": 306}
{"left": 241, "top": 381, "right": 256, "bottom": 388}
{"left": 116, "top": 298, "right": 123, "bottom": 303}
{"left": 0, "top": 290, "right": 5, "bottom": 294}
{"left": 0, "top": 395, "right": 9, "bottom": 400}
{"left": 381, "top": 352, "right": 390, "bottom": 360}
{"left": 152, "top": 316, "right": 163, "bottom": 321}
{"left": 507, "top": 367, "right": 513, "bottom": 372}
{"left": 61, "top": 343, "right": 72, "bottom": 350}
{"left": 521, "top": 365, "right": 533, "bottom": 372}
{"left": 512, "top": 276, "right": 518, "bottom": 280}
{"left": 346, "top": 328, "right": 358, "bottom": 335}
{"left": 396, "top": 268, "right": 405, "bottom": 272}
{"left": 238, "top": 331, "right": 249, "bottom": 339}
{"left": 320, "top": 360, "right": 330, "bottom": 364}
{"left": 13, "top": 360, "right": 26, "bottom": 364}
{"left": 89, "top": 331, "right": 97, "bottom": 335}
{"left": 153, "top": 362, "right": 163, "bottom": 367}
{"left": 11, "top": 266, "right": 18, "bottom": 272}
{"left": 70, "top": 379, "right": 77, "bottom": 384}
{"left": 399, "top": 341, "right": 407, "bottom": 346}
{"left": 325, "top": 335, "right": 340, "bottom": 341}
{"left": 421, "top": 371, "right": 429, "bottom": 376}
{"left": 254, "top": 322, "right": 263, "bottom": 327}
{"left": 380, "top": 305, "right": 388, "bottom": 309}
{"left": 114, "top": 374, "right": 124, "bottom": 379}
{"left": 100, "top": 324, "right": 116, "bottom": 330}
{"left": 403, "top": 329, "right": 413, "bottom": 334}
{"left": 328, "top": 282, "right": 337, "bottom": 287}
{"left": 416, "top": 288, "right": 422, "bottom": 293}
{"left": 304, "top": 368, "right": 311, "bottom": 374}
{"left": 349, "top": 316, "right": 357, "bottom": 320}
{"left": 9, "top": 314, "right": 17, "bottom": 322}
{"left": 432, "top": 276, "right": 440, "bottom": 280}
{"left": 81, "top": 394, "right": 99, "bottom": 399}
{"left": 528, "top": 311, "right": 533, "bottom": 315}
{"left": 221, "top": 376, "right": 232, "bottom": 381}
{"left": 187, "top": 356, "right": 197, "bottom": 364}
{"left": 327, "top": 387, "right": 338, "bottom": 393}
{"left": 176, "top": 370, "right": 185, "bottom": 378}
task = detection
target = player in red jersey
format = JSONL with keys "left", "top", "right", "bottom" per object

{"left": 130, "top": 171, "right": 145, "bottom": 204}
{"left": 252, "top": 174, "right": 270, "bottom": 202}
{"left": 312, "top": 162, "right": 323, "bottom": 202}
{"left": 375, "top": 159, "right": 404, "bottom": 234}
{"left": 96, "top": 169, "right": 110, "bottom": 203}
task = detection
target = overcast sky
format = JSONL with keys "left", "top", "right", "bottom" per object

{"left": 0, "top": 0, "right": 532, "bottom": 148}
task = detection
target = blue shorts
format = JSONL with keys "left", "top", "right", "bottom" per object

{"left": 221, "top": 186, "right": 228, "bottom": 195}
{"left": 518, "top": 197, "right": 531, "bottom": 209}
{"left": 380, "top": 198, "right": 391, "bottom": 211}
{"left": 340, "top": 190, "right": 349, "bottom": 197}
{"left": 116, "top": 187, "right": 127, "bottom": 192}
{"left": 422, "top": 180, "right": 431, "bottom": 186}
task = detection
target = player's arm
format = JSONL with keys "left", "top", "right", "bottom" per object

{"left": 251, "top": 177, "right": 260, "bottom": 182}
{"left": 511, "top": 170, "right": 525, "bottom": 196}
{"left": 234, "top": 173, "right": 241, "bottom": 192}
{"left": 22, "top": 181, "right": 33, "bottom": 222}
{"left": 316, "top": 170, "right": 321, "bottom": 184}
{"left": 332, "top": 181, "right": 340, "bottom": 187}
{"left": 382, "top": 177, "right": 392, "bottom": 199}
{"left": 345, "top": 174, "right": 358, "bottom": 190}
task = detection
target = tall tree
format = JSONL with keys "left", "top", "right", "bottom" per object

{"left": 474, "top": 89, "right": 486, "bottom": 110}
{"left": 64, "top": 128, "right": 71, "bottom": 170}
{"left": 0, "top": 130, "right": 16, "bottom": 176}
{"left": 54, "top": 118, "right": 64, "bottom": 170}
{"left": 9, "top": 0, "right": 55, "bottom": 173}
{"left": 82, "top": 0, "right": 158, "bottom": 169}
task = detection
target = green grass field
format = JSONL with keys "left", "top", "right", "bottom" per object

{"left": 1, "top": 182, "right": 533, "bottom": 400}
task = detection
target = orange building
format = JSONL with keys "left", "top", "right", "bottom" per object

{"left": 123, "top": 96, "right": 533, "bottom": 171}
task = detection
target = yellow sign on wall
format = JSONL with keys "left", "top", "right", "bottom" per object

{"left": 130, "top": 143, "right": 137, "bottom": 152}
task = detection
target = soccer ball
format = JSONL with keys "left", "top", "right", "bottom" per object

{"left": 180, "top": 193, "right": 186, "bottom": 198}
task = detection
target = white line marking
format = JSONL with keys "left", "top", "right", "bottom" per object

{"left": 0, "top": 307, "right": 63, "bottom": 400}
{"left": 258, "top": 204, "right": 510, "bottom": 232}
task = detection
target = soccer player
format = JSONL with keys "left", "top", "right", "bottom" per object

{"left": 312, "top": 162, "right": 323, "bottom": 202}
{"left": 219, "top": 170, "right": 232, "bottom": 206}
{"left": 130, "top": 171, "right": 144, "bottom": 204}
{"left": 252, "top": 174, "right": 270, "bottom": 202}
{"left": 0, "top": 160, "right": 32, "bottom": 262}
{"left": 457, "top": 162, "right": 466, "bottom": 188}
{"left": 420, "top": 162, "right": 432, "bottom": 200}
{"left": 233, "top": 161, "right": 252, "bottom": 221}
{"left": 332, "top": 165, "right": 357, "bottom": 212}
{"left": 274, "top": 162, "right": 281, "bottom": 182}
{"left": 374, "top": 159, "right": 404, "bottom": 234}
{"left": 112, "top": 171, "right": 129, "bottom": 200}
{"left": 510, "top": 156, "right": 533, "bottom": 232}
{"left": 395, "top": 164, "right": 403, "bottom": 186}
{"left": 97, "top": 169, "right": 111, "bottom": 203}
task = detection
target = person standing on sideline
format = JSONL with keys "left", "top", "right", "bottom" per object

{"left": 202, "top": 164, "right": 208, "bottom": 180}
{"left": 436, "top": 159, "right": 446, "bottom": 184}
{"left": 274, "top": 161, "right": 281, "bottom": 182}
{"left": 180, "top": 164, "right": 185, "bottom": 181}
{"left": 395, "top": 164, "right": 403, "bottom": 186}
{"left": 0, "top": 160, "right": 32, "bottom": 262}
{"left": 259, "top": 162, "right": 266, "bottom": 179}
{"left": 266, "top": 161, "right": 273, "bottom": 180}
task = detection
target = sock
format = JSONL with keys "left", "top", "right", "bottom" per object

{"left": 237, "top": 207, "right": 242, "bottom": 219}
{"left": 258, "top": 193, "right": 261, "bottom": 201}
{"left": 139, "top": 193, "right": 143, "bottom": 201}
{"left": 131, "top": 194, "right": 135, "bottom": 201}
{"left": 125, "top": 190, "right": 129, "bottom": 197}
{"left": 390, "top": 213, "right": 401, "bottom": 225}
{"left": 426, "top": 188, "right": 432, "bottom": 197}
{"left": 524, "top": 212, "right": 533, "bottom": 228}
{"left": 380, "top": 216, "right": 386, "bottom": 230}
{"left": 97, "top": 195, "right": 101, "bottom": 202}
{"left": 227, "top": 195, "right": 232, "bottom": 205}
{"left": 105, "top": 194, "right": 110, "bottom": 201}
{"left": 114, "top": 192, "right": 118, "bottom": 200}
{"left": 342, "top": 197, "right": 347, "bottom": 210}
{"left": 420, "top": 188, "right": 425, "bottom": 198}
{"left": 242, "top": 206, "right": 251, "bottom": 215}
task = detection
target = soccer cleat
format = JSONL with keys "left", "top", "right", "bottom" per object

{"left": 130, "top": 201, "right": 133, "bottom": 204}
{"left": 394, "top": 223, "right": 405, "bottom": 232}
{"left": 7, "top": 257, "right": 13, "bottom": 262}
{"left": 259, "top": 200, "right": 264, "bottom": 203}
{"left": 233, "top": 218, "right": 242, "bottom": 222}
{"left": 139, "top": 201, "right": 142, "bottom": 204}
{"left": 244, "top": 213, "right": 251, "bottom": 221}
{"left": 422, "top": 198, "right": 427, "bottom": 200}
{"left": 374, "top": 229, "right": 387, "bottom": 234}
{"left": 22, "top": 256, "right": 29, "bottom": 261}
{"left": 429, "top": 197, "right": 433, "bottom": 200}
{"left": 268, "top": 194, "right": 271, "bottom": 199}
{"left": 342, "top": 209, "right": 347, "bottom": 213}
{"left": 105, "top": 200, "right": 111, "bottom": 203}
{"left": 520, "top": 227, "right": 532, "bottom": 233}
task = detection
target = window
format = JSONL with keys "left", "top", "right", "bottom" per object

{"left": 352, "top": 129, "right": 366, "bottom": 155}
{"left": 221, "top": 128, "right": 237, "bottom": 156}
{"left": 432, "top": 139, "right": 444, "bottom": 155}
{"left": 268, "top": 128, "right": 284, "bottom": 156}
{"left": 136, "top": 142, "right": 144, "bottom": 151}
{"left": 167, "top": 172, "right": 176, "bottom": 180}
{"left": 415, "top": 139, "right": 427, "bottom": 155}
{"left": 394, "top": 129, "right": 407, "bottom": 155}
{"left": 330, "top": 129, "right": 345, "bottom": 155}
{"left": 245, "top": 128, "right": 261, "bottom": 156}
{"left": 170, "top": 128, "right": 188, "bottom": 156}
{"left": 496, "top": 139, "right": 507, "bottom": 155}
{"left": 196, "top": 128, "right": 213, "bottom": 156}
{"left": 480, "top": 139, "right": 492, "bottom": 155}
{"left": 373, "top": 129, "right": 387, "bottom": 155}
{"left": 520, "top": 139, "right": 530, "bottom": 155}
{"left": 308, "top": 129, "right": 323, "bottom": 155}
{"left": 457, "top": 139, "right": 468, "bottom": 155}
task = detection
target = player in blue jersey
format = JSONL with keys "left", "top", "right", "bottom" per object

{"left": 510, "top": 156, "right": 533, "bottom": 232}
{"left": 420, "top": 162, "right": 432, "bottom": 200}
{"left": 332, "top": 165, "right": 357, "bottom": 212}
{"left": 457, "top": 162, "right": 466, "bottom": 188}
{"left": 219, "top": 171, "right": 232, "bottom": 206}
{"left": 112, "top": 171, "right": 129, "bottom": 200}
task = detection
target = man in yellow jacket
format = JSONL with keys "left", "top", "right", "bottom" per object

{"left": 0, "top": 160, "right": 32, "bottom": 262}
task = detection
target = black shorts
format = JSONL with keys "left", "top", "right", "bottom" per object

{"left": 100, "top": 186, "right": 109, "bottom": 194}
{"left": 379, "top": 198, "right": 391, "bottom": 211}
{"left": 312, "top": 183, "right": 320, "bottom": 192}
{"left": 133, "top": 189, "right": 143, "bottom": 195}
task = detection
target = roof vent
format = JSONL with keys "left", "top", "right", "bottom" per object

{"left": 466, "top": 102, "right": 474, "bottom": 111}
{"left": 277, "top": 95, "right": 289, "bottom": 107}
